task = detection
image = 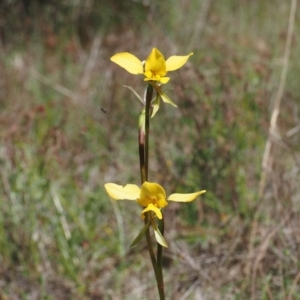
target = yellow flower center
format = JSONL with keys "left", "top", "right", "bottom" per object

{"left": 137, "top": 182, "right": 168, "bottom": 208}
{"left": 144, "top": 48, "right": 167, "bottom": 81}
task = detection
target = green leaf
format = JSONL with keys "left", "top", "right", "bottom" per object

{"left": 159, "top": 91, "right": 177, "bottom": 107}
{"left": 123, "top": 85, "right": 144, "bottom": 104}
{"left": 129, "top": 221, "right": 151, "bottom": 248}
{"left": 151, "top": 93, "right": 160, "bottom": 118}
{"left": 154, "top": 227, "right": 168, "bottom": 248}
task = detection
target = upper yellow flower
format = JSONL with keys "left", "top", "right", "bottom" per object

{"left": 111, "top": 48, "right": 193, "bottom": 84}
{"left": 104, "top": 181, "right": 205, "bottom": 220}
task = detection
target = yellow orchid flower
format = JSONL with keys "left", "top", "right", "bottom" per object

{"left": 111, "top": 48, "right": 193, "bottom": 84}
{"left": 111, "top": 48, "right": 193, "bottom": 116}
{"left": 104, "top": 181, "right": 205, "bottom": 220}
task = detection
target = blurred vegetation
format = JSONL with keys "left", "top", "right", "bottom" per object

{"left": 1, "top": 0, "right": 300, "bottom": 299}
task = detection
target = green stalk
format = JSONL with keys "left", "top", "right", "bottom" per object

{"left": 157, "top": 213, "right": 164, "bottom": 286}
{"left": 138, "top": 122, "right": 146, "bottom": 184}
{"left": 138, "top": 83, "right": 165, "bottom": 300}
{"left": 144, "top": 84, "right": 152, "bottom": 178}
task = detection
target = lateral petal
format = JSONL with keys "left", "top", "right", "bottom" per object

{"left": 111, "top": 52, "right": 143, "bottom": 74}
{"left": 104, "top": 183, "right": 141, "bottom": 200}
{"left": 165, "top": 53, "right": 193, "bottom": 71}
{"left": 168, "top": 190, "right": 206, "bottom": 202}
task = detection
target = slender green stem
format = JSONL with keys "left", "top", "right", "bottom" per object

{"left": 138, "top": 83, "right": 165, "bottom": 300}
{"left": 144, "top": 214, "right": 162, "bottom": 294}
{"left": 157, "top": 213, "right": 164, "bottom": 285}
{"left": 144, "top": 84, "right": 153, "bottom": 177}
{"left": 138, "top": 125, "right": 146, "bottom": 184}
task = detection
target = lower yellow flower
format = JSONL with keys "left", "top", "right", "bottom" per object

{"left": 104, "top": 181, "right": 206, "bottom": 220}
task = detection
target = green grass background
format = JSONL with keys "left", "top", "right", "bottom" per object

{"left": 1, "top": 0, "right": 300, "bottom": 299}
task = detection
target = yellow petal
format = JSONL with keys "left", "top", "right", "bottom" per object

{"left": 141, "top": 203, "right": 163, "bottom": 219}
{"left": 104, "top": 183, "right": 140, "bottom": 200}
{"left": 165, "top": 52, "right": 193, "bottom": 71}
{"left": 168, "top": 190, "right": 206, "bottom": 202}
{"left": 139, "top": 182, "right": 167, "bottom": 208}
{"left": 158, "top": 77, "right": 170, "bottom": 84}
{"left": 145, "top": 48, "right": 166, "bottom": 73}
{"left": 111, "top": 52, "right": 143, "bottom": 74}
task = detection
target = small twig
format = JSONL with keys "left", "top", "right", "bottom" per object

{"left": 188, "top": 0, "right": 211, "bottom": 50}
{"left": 170, "top": 241, "right": 215, "bottom": 286}
{"left": 250, "top": 215, "right": 290, "bottom": 300}
{"left": 78, "top": 34, "right": 102, "bottom": 92}
{"left": 31, "top": 69, "right": 74, "bottom": 99}
{"left": 181, "top": 279, "right": 202, "bottom": 300}
{"left": 51, "top": 191, "right": 71, "bottom": 240}
{"left": 286, "top": 123, "right": 300, "bottom": 137}
{"left": 287, "top": 270, "right": 300, "bottom": 300}
{"left": 258, "top": 0, "right": 296, "bottom": 199}
{"left": 258, "top": 264, "right": 274, "bottom": 300}
{"left": 109, "top": 197, "right": 125, "bottom": 257}
{"left": 32, "top": 230, "right": 53, "bottom": 274}
{"left": 247, "top": 0, "right": 297, "bottom": 283}
{"left": 31, "top": 34, "right": 102, "bottom": 104}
